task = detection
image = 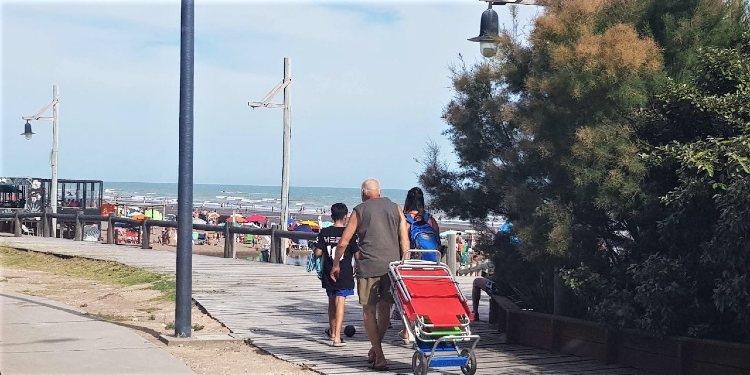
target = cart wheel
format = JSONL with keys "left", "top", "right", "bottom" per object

{"left": 411, "top": 351, "right": 428, "bottom": 375}
{"left": 460, "top": 349, "right": 477, "bottom": 375}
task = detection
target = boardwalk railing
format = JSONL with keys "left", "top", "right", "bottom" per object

{"left": 0, "top": 211, "right": 316, "bottom": 263}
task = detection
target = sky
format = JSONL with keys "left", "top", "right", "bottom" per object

{"left": 0, "top": 0, "right": 541, "bottom": 190}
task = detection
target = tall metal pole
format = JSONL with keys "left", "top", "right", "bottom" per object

{"left": 280, "top": 58, "right": 291, "bottom": 265}
{"left": 50, "top": 85, "right": 59, "bottom": 237}
{"left": 175, "top": 0, "right": 194, "bottom": 338}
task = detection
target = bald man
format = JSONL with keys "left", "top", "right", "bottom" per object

{"left": 331, "top": 178, "right": 409, "bottom": 371}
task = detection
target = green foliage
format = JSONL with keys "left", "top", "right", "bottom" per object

{"left": 423, "top": 0, "right": 750, "bottom": 342}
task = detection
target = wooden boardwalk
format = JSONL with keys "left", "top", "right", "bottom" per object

{"left": 0, "top": 235, "right": 647, "bottom": 375}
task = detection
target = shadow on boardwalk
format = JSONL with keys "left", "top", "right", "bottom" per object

{"left": 0, "top": 235, "right": 648, "bottom": 375}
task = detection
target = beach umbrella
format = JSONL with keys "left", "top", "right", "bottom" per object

{"left": 144, "top": 209, "right": 163, "bottom": 220}
{"left": 128, "top": 211, "right": 144, "bottom": 217}
{"left": 321, "top": 221, "right": 334, "bottom": 228}
{"left": 245, "top": 214, "right": 268, "bottom": 223}
{"left": 131, "top": 214, "right": 146, "bottom": 221}
{"left": 298, "top": 220, "right": 319, "bottom": 228}
{"left": 207, "top": 211, "right": 220, "bottom": 220}
{"left": 193, "top": 217, "right": 207, "bottom": 225}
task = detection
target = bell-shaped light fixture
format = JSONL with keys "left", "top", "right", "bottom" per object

{"left": 468, "top": 7, "right": 500, "bottom": 57}
{"left": 21, "top": 121, "right": 35, "bottom": 140}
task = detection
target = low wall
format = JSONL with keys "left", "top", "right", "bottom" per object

{"left": 497, "top": 308, "right": 750, "bottom": 374}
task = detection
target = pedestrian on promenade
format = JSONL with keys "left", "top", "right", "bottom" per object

{"left": 471, "top": 271, "right": 498, "bottom": 322}
{"left": 398, "top": 186, "right": 441, "bottom": 344}
{"left": 403, "top": 186, "right": 441, "bottom": 262}
{"left": 315, "top": 203, "right": 358, "bottom": 347}
{"left": 331, "top": 178, "right": 410, "bottom": 371}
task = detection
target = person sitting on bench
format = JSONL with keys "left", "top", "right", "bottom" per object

{"left": 471, "top": 271, "right": 498, "bottom": 322}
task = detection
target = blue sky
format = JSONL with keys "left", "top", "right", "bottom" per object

{"left": 1, "top": 0, "right": 540, "bottom": 190}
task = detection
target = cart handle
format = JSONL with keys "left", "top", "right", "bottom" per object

{"left": 403, "top": 249, "right": 442, "bottom": 265}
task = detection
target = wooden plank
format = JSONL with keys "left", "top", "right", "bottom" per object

{"left": 0, "top": 236, "right": 653, "bottom": 375}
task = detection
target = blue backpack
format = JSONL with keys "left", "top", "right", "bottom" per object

{"left": 405, "top": 212, "right": 441, "bottom": 253}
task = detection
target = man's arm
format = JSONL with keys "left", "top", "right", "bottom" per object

{"left": 398, "top": 206, "right": 410, "bottom": 260}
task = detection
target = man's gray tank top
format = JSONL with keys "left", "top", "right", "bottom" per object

{"left": 353, "top": 197, "right": 402, "bottom": 278}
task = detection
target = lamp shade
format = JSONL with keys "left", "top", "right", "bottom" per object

{"left": 21, "top": 121, "right": 35, "bottom": 140}
{"left": 468, "top": 8, "right": 500, "bottom": 57}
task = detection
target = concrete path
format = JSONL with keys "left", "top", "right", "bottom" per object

{"left": 0, "top": 290, "right": 193, "bottom": 375}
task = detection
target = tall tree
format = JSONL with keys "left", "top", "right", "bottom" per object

{"left": 422, "top": 0, "right": 750, "bottom": 340}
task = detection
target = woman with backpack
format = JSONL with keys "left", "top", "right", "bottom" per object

{"left": 403, "top": 187, "right": 441, "bottom": 262}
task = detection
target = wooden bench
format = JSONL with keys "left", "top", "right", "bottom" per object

{"left": 488, "top": 294, "right": 520, "bottom": 332}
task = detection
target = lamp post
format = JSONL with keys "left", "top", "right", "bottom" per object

{"left": 175, "top": 0, "right": 195, "bottom": 338}
{"left": 22, "top": 85, "right": 60, "bottom": 237}
{"left": 468, "top": 0, "right": 537, "bottom": 57}
{"left": 248, "top": 57, "right": 292, "bottom": 265}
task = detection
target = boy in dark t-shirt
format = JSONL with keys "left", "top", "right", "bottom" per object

{"left": 315, "top": 203, "right": 357, "bottom": 347}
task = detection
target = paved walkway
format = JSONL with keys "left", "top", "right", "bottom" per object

{"left": 0, "top": 290, "right": 192, "bottom": 374}
{"left": 0, "top": 235, "right": 647, "bottom": 374}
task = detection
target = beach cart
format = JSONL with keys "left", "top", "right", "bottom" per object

{"left": 389, "top": 250, "right": 480, "bottom": 375}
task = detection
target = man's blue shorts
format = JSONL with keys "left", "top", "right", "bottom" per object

{"left": 326, "top": 288, "right": 354, "bottom": 298}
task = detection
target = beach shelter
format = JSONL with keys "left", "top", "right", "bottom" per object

{"left": 144, "top": 209, "right": 163, "bottom": 220}
{"left": 298, "top": 220, "right": 319, "bottom": 228}
{"left": 245, "top": 214, "right": 268, "bottom": 223}
{"left": 294, "top": 224, "right": 314, "bottom": 233}
{"left": 226, "top": 214, "right": 246, "bottom": 223}
{"left": 101, "top": 202, "right": 117, "bottom": 216}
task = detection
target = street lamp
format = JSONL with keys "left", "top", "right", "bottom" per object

{"left": 21, "top": 121, "right": 36, "bottom": 140}
{"left": 22, "top": 85, "right": 60, "bottom": 237}
{"left": 469, "top": 0, "right": 537, "bottom": 57}
{"left": 248, "top": 57, "right": 292, "bottom": 265}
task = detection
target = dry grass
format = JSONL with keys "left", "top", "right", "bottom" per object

{"left": 0, "top": 246, "right": 175, "bottom": 299}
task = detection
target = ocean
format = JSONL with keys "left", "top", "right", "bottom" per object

{"left": 102, "top": 181, "right": 486, "bottom": 228}
{"left": 104, "top": 181, "right": 408, "bottom": 214}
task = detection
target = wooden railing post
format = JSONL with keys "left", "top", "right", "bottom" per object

{"left": 223, "top": 223, "right": 234, "bottom": 258}
{"left": 141, "top": 219, "right": 151, "bottom": 249}
{"left": 14, "top": 212, "right": 22, "bottom": 237}
{"left": 74, "top": 212, "right": 83, "bottom": 241}
{"left": 41, "top": 212, "right": 49, "bottom": 237}
{"left": 106, "top": 213, "right": 114, "bottom": 244}
{"left": 269, "top": 224, "right": 279, "bottom": 263}
{"left": 47, "top": 210, "right": 55, "bottom": 238}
